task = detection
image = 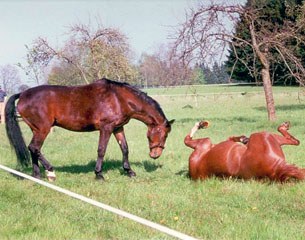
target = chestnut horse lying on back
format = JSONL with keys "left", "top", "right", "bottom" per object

{"left": 184, "top": 121, "right": 304, "bottom": 182}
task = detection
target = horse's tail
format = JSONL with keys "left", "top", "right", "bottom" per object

{"left": 5, "top": 93, "right": 31, "bottom": 167}
{"left": 276, "top": 164, "right": 305, "bottom": 182}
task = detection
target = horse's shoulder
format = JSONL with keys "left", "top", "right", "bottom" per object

{"left": 94, "top": 78, "right": 119, "bottom": 87}
{"left": 93, "top": 78, "right": 108, "bottom": 85}
{"left": 93, "top": 78, "right": 138, "bottom": 96}
{"left": 92, "top": 78, "right": 118, "bottom": 90}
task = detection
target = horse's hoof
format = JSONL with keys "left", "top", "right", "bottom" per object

{"left": 199, "top": 120, "right": 209, "bottom": 129}
{"left": 240, "top": 136, "right": 249, "bottom": 144}
{"left": 284, "top": 121, "right": 291, "bottom": 129}
{"left": 95, "top": 174, "right": 105, "bottom": 181}
{"left": 47, "top": 176, "right": 56, "bottom": 182}
{"left": 45, "top": 170, "right": 56, "bottom": 182}
{"left": 279, "top": 121, "right": 290, "bottom": 131}
{"left": 127, "top": 170, "right": 136, "bottom": 177}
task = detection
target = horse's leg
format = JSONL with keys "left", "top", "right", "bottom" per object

{"left": 28, "top": 138, "right": 40, "bottom": 179}
{"left": 275, "top": 122, "right": 300, "bottom": 146}
{"left": 28, "top": 131, "right": 54, "bottom": 180}
{"left": 113, "top": 127, "right": 136, "bottom": 177}
{"left": 228, "top": 135, "right": 249, "bottom": 144}
{"left": 95, "top": 129, "right": 112, "bottom": 180}
{"left": 184, "top": 121, "right": 210, "bottom": 149}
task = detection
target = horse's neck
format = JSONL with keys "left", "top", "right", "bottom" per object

{"left": 129, "top": 102, "right": 164, "bottom": 126}
{"left": 131, "top": 110, "right": 163, "bottom": 126}
{"left": 120, "top": 87, "right": 165, "bottom": 126}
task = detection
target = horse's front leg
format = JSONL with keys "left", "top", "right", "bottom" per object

{"left": 95, "top": 129, "right": 112, "bottom": 180}
{"left": 113, "top": 127, "right": 136, "bottom": 177}
{"left": 184, "top": 121, "right": 210, "bottom": 149}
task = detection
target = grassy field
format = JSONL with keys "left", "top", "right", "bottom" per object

{"left": 0, "top": 85, "right": 305, "bottom": 239}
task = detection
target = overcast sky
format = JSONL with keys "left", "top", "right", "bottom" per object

{"left": 0, "top": 0, "right": 196, "bottom": 67}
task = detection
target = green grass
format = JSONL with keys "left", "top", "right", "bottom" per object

{"left": 1, "top": 85, "right": 305, "bottom": 239}
{"left": 143, "top": 84, "right": 303, "bottom": 95}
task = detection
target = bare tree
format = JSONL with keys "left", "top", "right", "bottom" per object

{"left": 172, "top": 1, "right": 305, "bottom": 121}
{"left": 0, "top": 64, "right": 21, "bottom": 94}
{"left": 18, "top": 44, "right": 48, "bottom": 86}
{"left": 21, "top": 20, "right": 136, "bottom": 86}
{"left": 139, "top": 44, "right": 196, "bottom": 87}
{"left": 18, "top": 84, "right": 30, "bottom": 92}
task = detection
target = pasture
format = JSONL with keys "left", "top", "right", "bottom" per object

{"left": 1, "top": 84, "right": 305, "bottom": 239}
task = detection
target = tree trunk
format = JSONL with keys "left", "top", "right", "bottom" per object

{"left": 249, "top": 21, "right": 276, "bottom": 121}
{"left": 261, "top": 67, "right": 276, "bottom": 121}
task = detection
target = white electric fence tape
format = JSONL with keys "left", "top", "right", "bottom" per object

{"left": 0, "top": 164, "right": 198, "bottom": 240}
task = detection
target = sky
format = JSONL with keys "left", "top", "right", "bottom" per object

{"left": 0, "top": 0, "right": 247, "bottom": 86}
{"left": 0, "top": 0, "right": 195, "bottom": 68}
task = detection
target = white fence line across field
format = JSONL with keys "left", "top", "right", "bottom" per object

{"left": 0, "top": 164, "right": 198, "bottom": 240}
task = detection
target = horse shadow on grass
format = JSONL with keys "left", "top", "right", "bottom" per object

{"left": 54, "top": 159, "right": 161, "bottom": 175}
{"left": 175, "top": 169, "right": 189, "bottom": 178}
{"left": 254, "top": 104, "right": 305, "bottom": 112}
{"left": 177, "top": 116, "right": 258, "bottom": 125}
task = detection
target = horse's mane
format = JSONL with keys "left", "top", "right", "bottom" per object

{"left": 100, "top": 78, "right": 167, "bottom": 120}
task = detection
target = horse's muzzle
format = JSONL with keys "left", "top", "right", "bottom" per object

{"left": 149, "top": 147, "right": 163, "bottom": 159}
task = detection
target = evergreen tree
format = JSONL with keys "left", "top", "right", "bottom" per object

{"left": 226, "top": 0, "right": 304, "bottom": 85}
{"left": 200, "top": 62, "right": 229, "bottom": 84}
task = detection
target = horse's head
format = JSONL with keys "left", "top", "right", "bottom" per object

{"left": 147, "top": 119, "right": 175, "bottom": 159}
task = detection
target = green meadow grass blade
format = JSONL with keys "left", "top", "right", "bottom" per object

{"left": 1, "top": 85, "right": 305, "bottom": 239}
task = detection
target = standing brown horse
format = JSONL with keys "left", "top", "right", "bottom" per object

{"left": 184, "top": 121, "right": 304, "bottom": 182}
{"left": 5, "top": 78, "right": 174, "bottom": 181}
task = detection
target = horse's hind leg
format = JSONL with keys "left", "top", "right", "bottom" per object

{"left": 276, "top": 122, "right": 300, "bottom": 146}
{"left": 29, "top": 131, "right": 55, "bottom": 181}
{"left": 113, "top": 127, "right": 136, "bottom": 177}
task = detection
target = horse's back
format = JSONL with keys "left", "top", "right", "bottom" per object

{"left": 16, "top": 80, "right": 135, "bottom": 132}
{"left": 19, "top": 85, "right": 74, "bottom": 105}
{"left": 17, "top": 83, "right": 112, "bottom": 131}
{"left": 18, "top": 85, "right": 78, "bottom": 117}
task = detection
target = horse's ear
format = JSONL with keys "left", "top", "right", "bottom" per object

{"left": 168, "top": 119, "right": 175, "bottom": 125}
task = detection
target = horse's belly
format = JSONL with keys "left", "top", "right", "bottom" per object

{"left": 57, "top": 122, "right": 98, "bottom": 132}
{"left": 55, "top": 113, "right": 129, "bottom": 132}
{"left": 205, "top": 142, "right": 245, "bottom": 176}
{"left": 55, "top": 116, "right": 100, "bottom": 131}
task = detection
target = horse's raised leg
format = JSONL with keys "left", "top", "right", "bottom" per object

{"left": 276, "top": 122, "right": 300, "bottom": 146}
{"left": 113, "top": 127, "right": 136, "bottom": 177}
{"left": 184, "top": 121, "right": 210, "bottom": 149}
{"left": 95, "top": 129, "right": 112, "bottom": 180}
{"left": 28, "top": 131, "right": 55, "bottom": 180}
